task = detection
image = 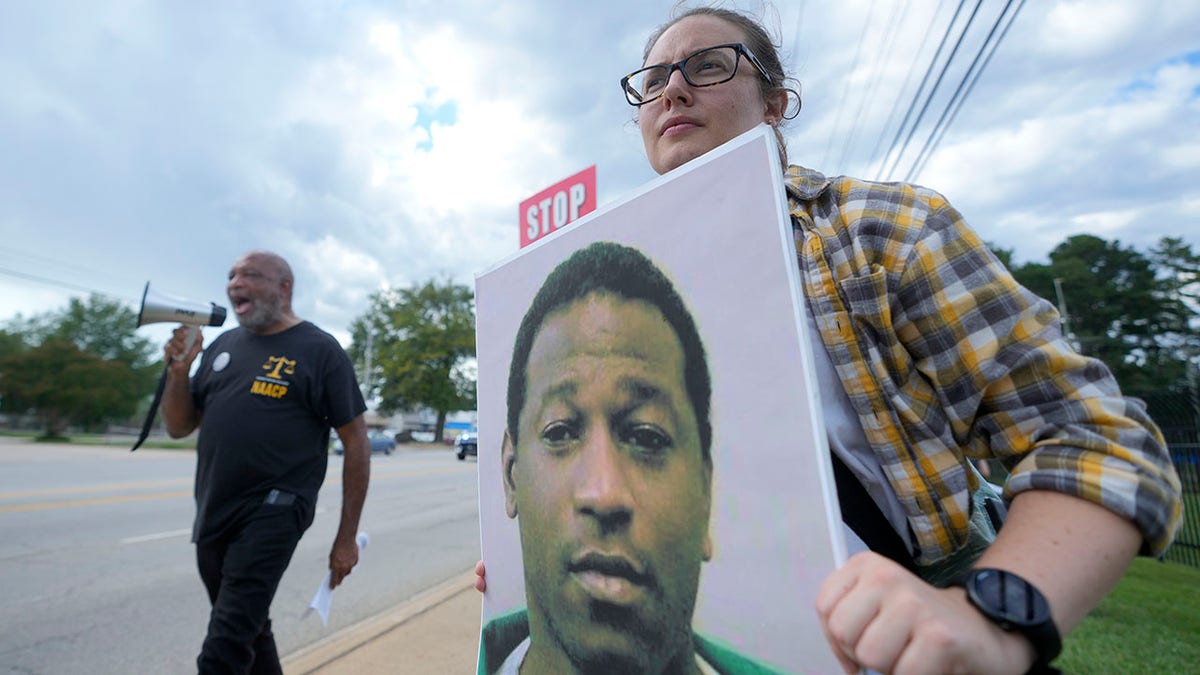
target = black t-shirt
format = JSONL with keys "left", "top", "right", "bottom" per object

{"left": 190, "top": 321, "right": 365, "bottom": 542}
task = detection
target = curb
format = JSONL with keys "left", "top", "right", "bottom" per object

{"left": 283, "top": 570, "right": 475, "bottom": 674}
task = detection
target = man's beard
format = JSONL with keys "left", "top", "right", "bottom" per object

{"left": 236, "top": 294, "right": 284, "bottom": 332}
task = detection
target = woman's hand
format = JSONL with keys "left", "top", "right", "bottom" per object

{"left": 474, "top": 560, "right": 486, "bottom": 592}
{"left": 815, "top": 552, "right": 1034, "bottom": 675}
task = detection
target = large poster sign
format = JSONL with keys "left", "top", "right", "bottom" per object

{"left": 518, "top": 165, "right": 597, "bottom": 248}
{"left": 476, "top": 126, "right": 845, "bottom": 674}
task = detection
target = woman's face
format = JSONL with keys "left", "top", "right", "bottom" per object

{"left": 638, "top": 15, "right": 781, "bottom": 175}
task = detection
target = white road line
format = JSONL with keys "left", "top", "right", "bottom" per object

{"left": 120, "top": 528, "right": 192, "bottom": 544}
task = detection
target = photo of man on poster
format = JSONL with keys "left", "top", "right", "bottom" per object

{"left": 480, "top": 241, "right": 778, "bottom": 674}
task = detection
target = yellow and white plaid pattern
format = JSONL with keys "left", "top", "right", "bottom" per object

{"left": 786, "top": 165, "right": 1183, "bottom": 564}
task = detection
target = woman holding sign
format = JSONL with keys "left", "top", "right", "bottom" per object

{"left": 481, "top": 6, "right": 1181, "bottom": 674}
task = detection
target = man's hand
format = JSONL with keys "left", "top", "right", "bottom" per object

{"left": 328, "top": 415, "right": 370, "bottom": 589}
{"left": 160, "top": 325, "right": 204, "bottom": 438}
{"left": 164, "top": 326, "right": 203, "bottom": 375}
{"left": 815, "top": 552, "right": 1035, "bottom": 675}
{"left": 328, "top": 534, "right": 360, "bottom": 589}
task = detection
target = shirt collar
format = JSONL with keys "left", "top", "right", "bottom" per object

{"left": 785, "top": 164, "right": 831, "bottom": 203}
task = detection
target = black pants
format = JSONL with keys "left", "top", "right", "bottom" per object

{"left": 195, "top": 497, "right": 308, "bottom": 675}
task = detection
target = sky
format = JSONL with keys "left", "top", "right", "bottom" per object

{"left": 2, "top": 0, "right": 1197, "bottom": 348}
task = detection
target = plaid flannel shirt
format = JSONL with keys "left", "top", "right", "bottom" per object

{"left": 786, "top": 165, "right": 1183, "bottom": 564}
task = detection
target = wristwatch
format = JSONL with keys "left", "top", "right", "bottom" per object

{"left": 951, "top": 568, "right": 1062, "bottom": 673}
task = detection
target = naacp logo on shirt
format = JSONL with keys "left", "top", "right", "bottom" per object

{"left": 250, "top": 355, "right": 296, "bottom": 399}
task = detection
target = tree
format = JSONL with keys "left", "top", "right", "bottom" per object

{"left": 1151, "top": 237, "right": 1200, "bottom": 307}
{"left": 51, "top": 295, "right": 157, "bottom": 368}
{"left": 0, "top": 339, "right": 143, "bottom": 437}
{"left": 348, "top": 278, "right": 476, "bottom": 442}
{"left": 983, "top": 241, "right": 1016, "bottom": 272}
{"left": 0, "top": 295, "right": 160, "bottom": 432}
{"left": 1149, "top": 237, "right": 1200, "bottom": 385}
{"left": 1009, "top": 235, "right": 1198, "bottom": 391}
{"left": 0, "top": 329, "right": 25, "bottom": 361}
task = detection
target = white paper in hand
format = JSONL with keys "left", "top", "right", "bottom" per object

{"left": 305, "top": 532, "right": 369, "bottom": 626}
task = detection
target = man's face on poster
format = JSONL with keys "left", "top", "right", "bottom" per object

{"left": 503, "top": 290, "right": 713, "bottom": 671}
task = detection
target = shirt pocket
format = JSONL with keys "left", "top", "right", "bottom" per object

{"left": 840, "top": 264, "right": 914, "bottom": 394}
{"left": 841, "top": 265, "right": 973, "bottom": 511}
{"left": 841, "top": 265, "right": 956, "bottom": 455}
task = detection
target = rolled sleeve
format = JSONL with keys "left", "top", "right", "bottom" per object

{"left": 907, "top": 202, "right": 1183, "bottom": 556}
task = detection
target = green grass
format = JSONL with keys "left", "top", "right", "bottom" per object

{"left": 72, "top": 434, "right": 197, "bottom": 450}
{"left": 0, "top": 429, "right": 195, "bottom": 450}
{"left": 1162, "top": 491, "right": 1200, "bottom": 568}
{"left": 1057, "top": 558, "right": 1200, "bottom": 673}
{"left": 0, "top": 429, "right": 38, "bottom": 439}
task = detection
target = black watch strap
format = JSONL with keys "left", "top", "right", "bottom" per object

{"left": 951, "top": 568, "right": 1062, "bottom": 672}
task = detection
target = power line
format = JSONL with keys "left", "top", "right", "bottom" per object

{"left": 0, "top": 266, "right": 113, "bottom": 296}
{"left": 905, "top": 0, "right": 1016, "bottom": 181}
{"left": 906, "top": 0, "right": 1027, "bottom": 182}
{"left": 879, "top": 0, "right": 982, "bottom": 180}
{"left": 866, "top": 0, "right": 947, "bottom": 179}
{"left": 820, "top": 0, "right": 879, "bottom": 170}
{"left": 835, "top": 0, "right": 908, "bottom": 171}
{"left": 0, "top": 245, "right": 131, "bottom": 288}
{"left": 876, "top": 0, "right": 971, "bottom": 179}
{"left": 790, "top": 0, "right": 813, "bottom": 79}
{"left": 0, "top": 246, "right": 146, "bottom": 307}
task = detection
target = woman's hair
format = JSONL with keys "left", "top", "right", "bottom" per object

{"left": 641, "top": 5, "right": 801, "bottom": 167}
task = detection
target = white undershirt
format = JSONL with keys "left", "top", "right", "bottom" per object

{"left": 803, "top": 303, "right": 914, "bottom": 554}
{"left": 495, "top": 635, "right": 722, "bottom": 674}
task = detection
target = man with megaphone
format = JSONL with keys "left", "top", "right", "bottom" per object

{"left": 159, "top": 249, "right": 371, "bottom": 674}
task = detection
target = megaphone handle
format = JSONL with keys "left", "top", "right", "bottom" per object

{"left": 175, "top": 326, "right": 199, "bottom": 362}
{"left": 132, "top": 363, "right": 170, "bottom": 452}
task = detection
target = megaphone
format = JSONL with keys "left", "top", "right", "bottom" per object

{"left": 137, "top": 282, "right": 227, "bottom": 329}
{"left": 130, "top": 283, "right": 229, "bottom": 453}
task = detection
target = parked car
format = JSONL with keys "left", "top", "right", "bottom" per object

{"left": 332, "top": 430, "right": 395, "bottom": 455}
{"left": 455, "top": 431, "right": 478, "bottom": 460}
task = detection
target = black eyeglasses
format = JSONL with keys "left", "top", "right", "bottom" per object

{"left": 620, "top": 43, "right": 772, "bottom": 107}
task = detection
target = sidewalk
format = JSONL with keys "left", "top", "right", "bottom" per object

{"left": 283, "top": 571, "right": 480, "bottom": 674}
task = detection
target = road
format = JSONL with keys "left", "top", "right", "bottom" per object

{"left": 0, "top": 437, "right": 480, "bottom": 674}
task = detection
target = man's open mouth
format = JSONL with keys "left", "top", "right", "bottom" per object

{"left": 231, "top": 296, "right": 253, "bottom": 314}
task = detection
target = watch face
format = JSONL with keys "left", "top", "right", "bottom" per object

{"left": 969, "top": 569, "right": 1052, "bottom": 629}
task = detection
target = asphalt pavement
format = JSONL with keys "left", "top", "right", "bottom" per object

{"left": 0, "top": 434, "right": 481, "bottom": 673}
{"left": 283, "top": 569, "right": 480, "bottom": 674}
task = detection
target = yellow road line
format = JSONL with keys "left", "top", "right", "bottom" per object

{"left": 1, "top": 490, "right": 193, "bottom": 513}
{"left": 0, "top": 464, "right": 473, "bottom": 514}
{"left": 0, "top": 478, "right": 192, "bottom": 500}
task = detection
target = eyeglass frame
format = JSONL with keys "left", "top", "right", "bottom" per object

{"left": 620, "top": 42, "right": 773, "bottom": 107}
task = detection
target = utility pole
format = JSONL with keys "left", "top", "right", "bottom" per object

{"left": 362, "top": 329, "right": 373, "bottom": 398}
{"left": 1053, "top": 278, "right": 1082, "bottom": 353}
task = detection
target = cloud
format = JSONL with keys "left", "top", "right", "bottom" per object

{"left": 0, "top": 0, "right": 1196, "bottom": 343}
{"left": 909, "top": 16, "right": 1200, "bottom": 263}
{"left": 1068, "top": 207, "right": 1142, "bottom": 235}
{"left": 1039, "top": 1, "right": 1142, "bottom": 58}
